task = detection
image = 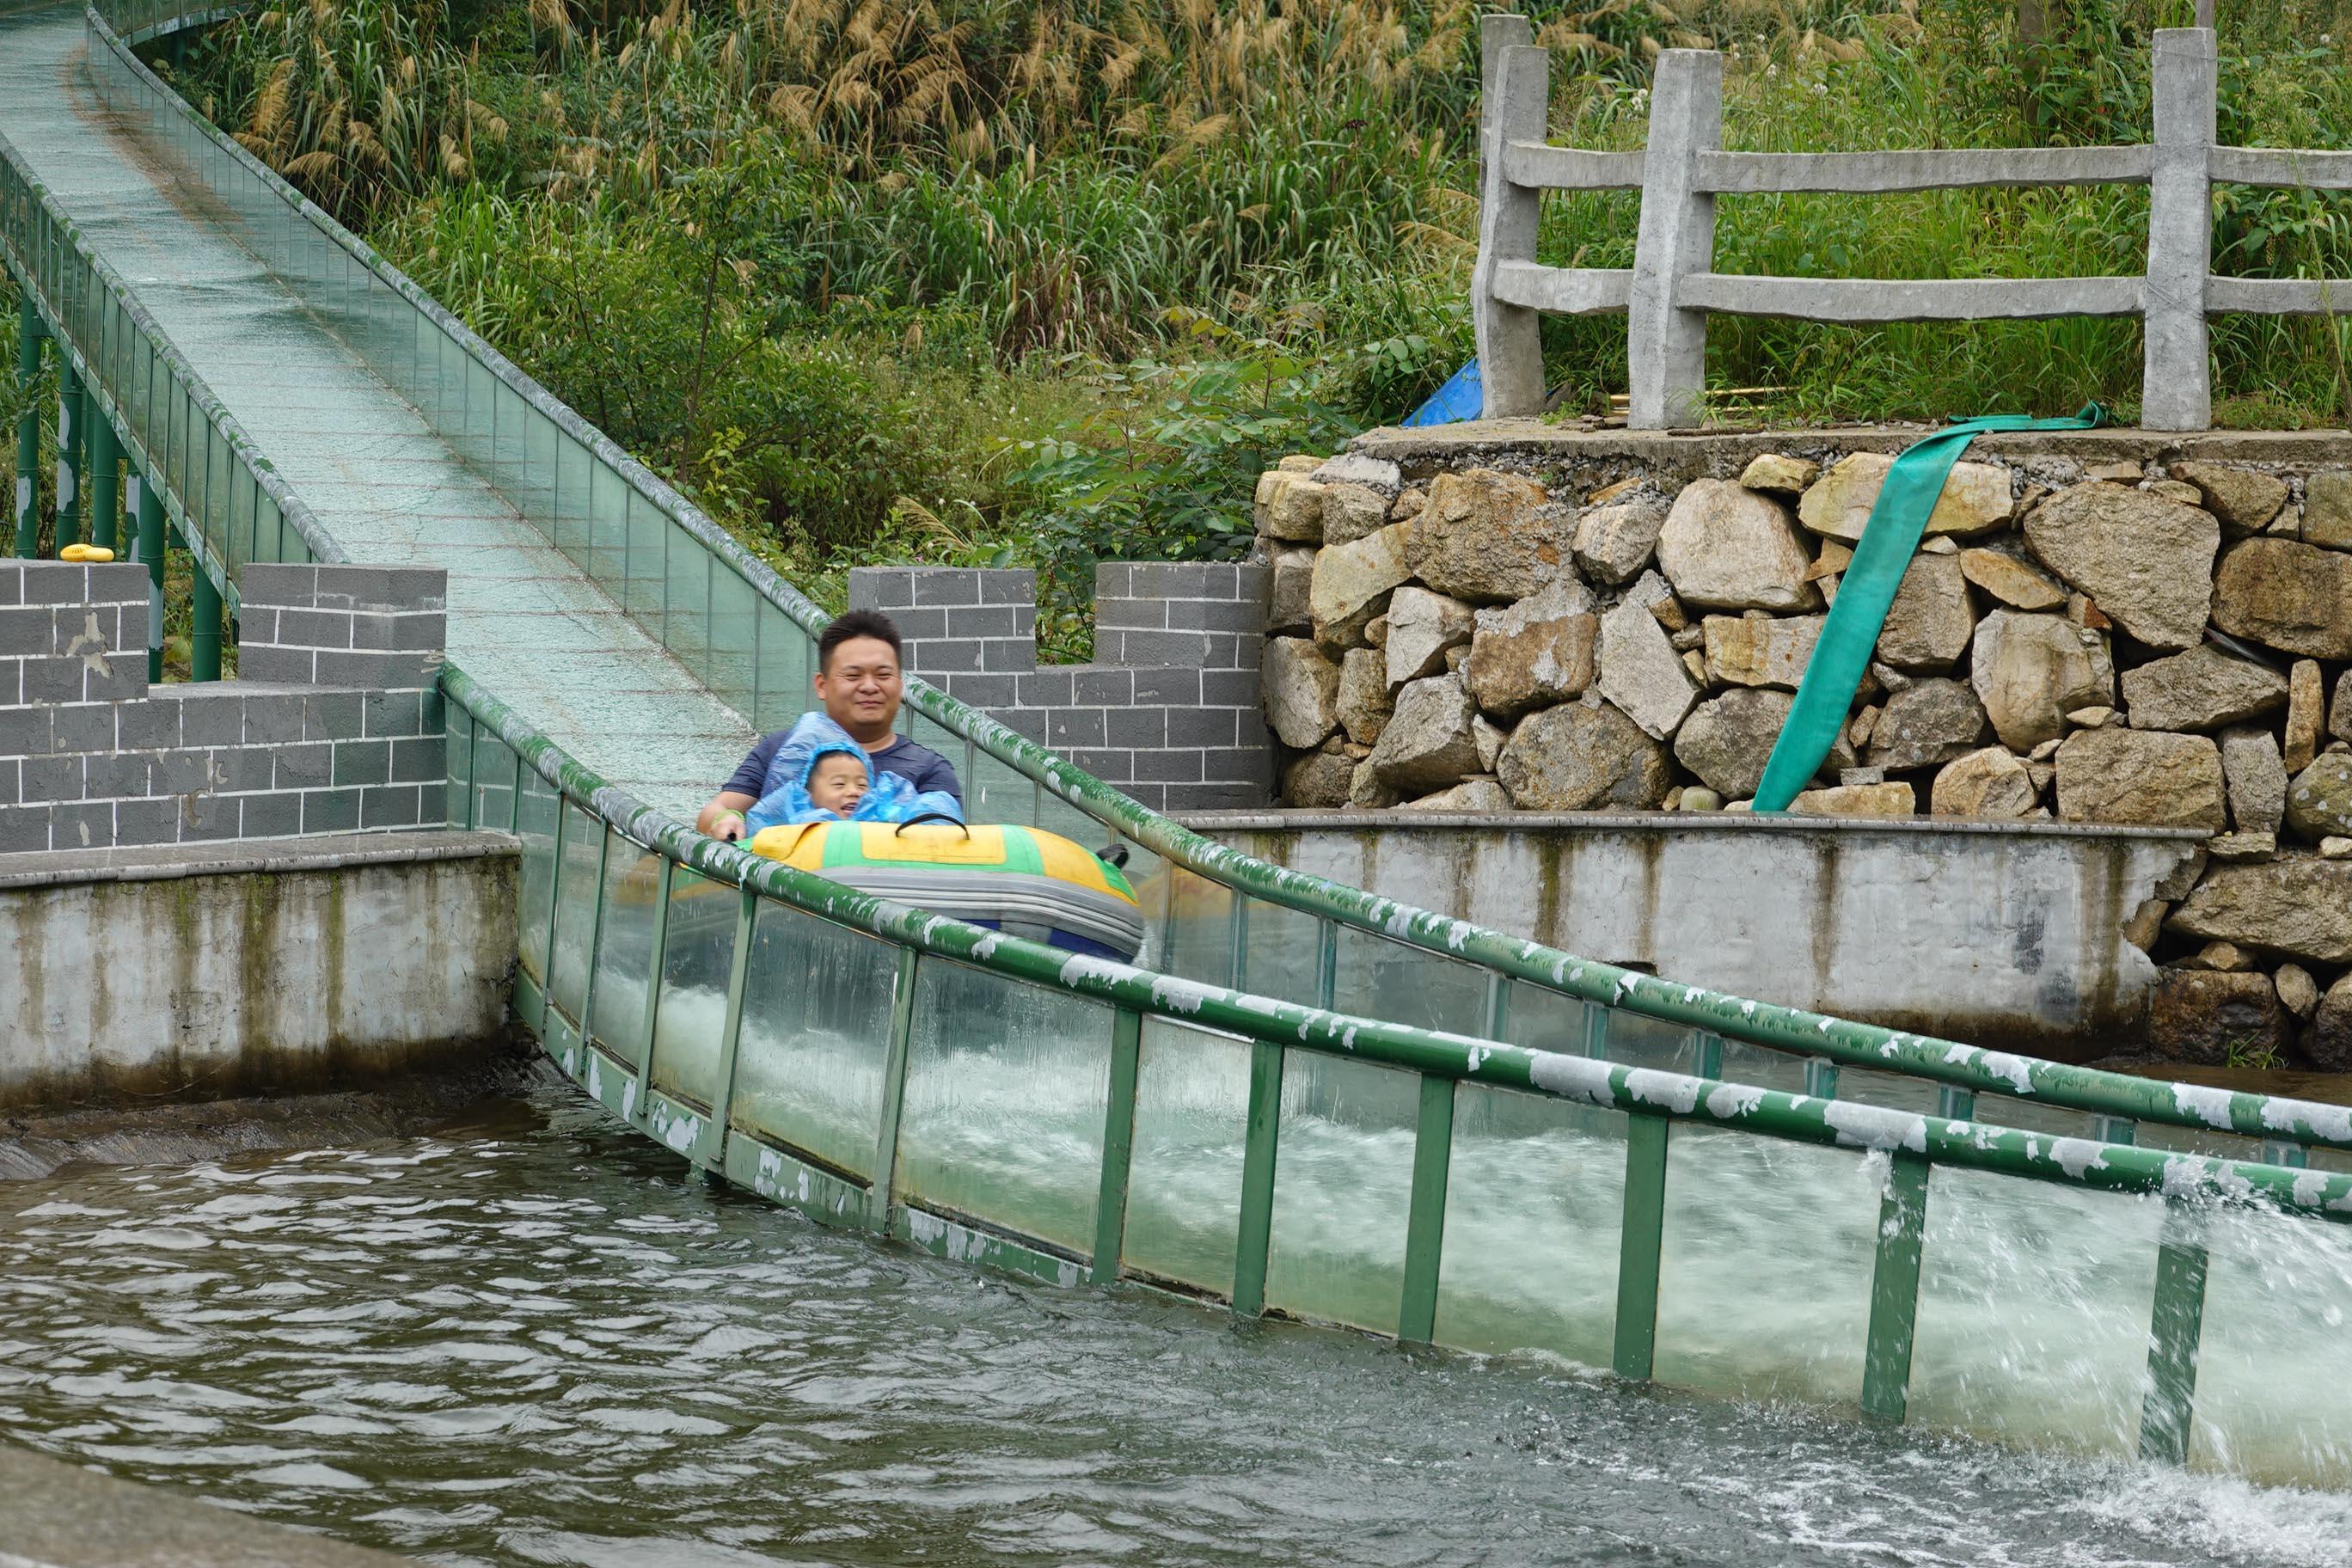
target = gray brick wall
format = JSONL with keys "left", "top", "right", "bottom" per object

{"left": 849, "top": 563, "right": 1273, "bottom": 812}
{"left": 0, "top": 561, "right": 445, "bottom": 853}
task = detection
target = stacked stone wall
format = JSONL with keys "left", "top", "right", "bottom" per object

{"left": 1253, "top": 436, "right": 2352, "bottom": 1066}
{"left": 0, "top": 561, "right": 445, "bottom": 850}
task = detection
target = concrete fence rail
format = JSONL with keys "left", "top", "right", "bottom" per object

{"left": 1474, "top": 17, "right": 2328, "bottom": 432}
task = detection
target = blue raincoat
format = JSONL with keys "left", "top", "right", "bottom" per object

{"left": 743, "top": 713, "right": 965, "bottom": 834}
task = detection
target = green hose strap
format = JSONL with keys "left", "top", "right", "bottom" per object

{"left": 1751, "top": 404, "right": 2106, "bottom": 812}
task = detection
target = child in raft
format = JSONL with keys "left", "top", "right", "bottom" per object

{"left": 742, "top": 713, "right": 965, "bottom": 835}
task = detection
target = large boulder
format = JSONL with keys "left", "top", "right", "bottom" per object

{"left": 1366, "top": 673, "right": 1481, "bottom": 793}
{"left": 1463, "top": 579, "right": 1599, "bottom": 720}
{"left": 1281, "top": 748, "right": 1353, "bottom": 806}
{"left": 1957, "top": 545, "right": 2067, "bottom": 610}
{"left": 1675, "top": 689, "right": 1793, "bottom": 799}
{"left": 2148, "top": 970, "right": 2292, "bottom": 1068}
{"left": 1739, "top": 453, "right": 1819, "bottom": 496}
{"left": 1653, "top": 480, "right": 1818, "bottom": 612}
{"left": 1596, "top": 598, "right": 1699, "bottom": 740}
{"left": 1335, "top": 647, "right": 1393, "bottom": 745}
{"left": 2054, "top": 727, "right": 2226, "bottom": 830}
{"left": 2168, "top": 461, "right": 2287, "bottom": 535}
{"left": 2334, "top": 669, "right": 2352, "bottom": 746}
{"left": 1308, "top": 520, "right": 1415, "bottom": 646}
{"left": 1789, "top": 781, "right": 1917, "bottom": 818}
{"left": 2168, "top": 855, "right": 2352, "bottom": 963}
{"left": 1797, "top": 451, "right": 2012, "bottom": 542}
{"left": 2211, "top": 537, "right": 2352, "bottom": 660}
{"left": 1262, "top": 637, "right": 1341, "bottom": 749}
{"left": 1929, "top": 745, "right": 2040, "bottom": 818}
{"left": 1320, "top": 481, "right": 1393, "bottom": 546}
{"left": 1383, "top": 585, "right": 1476, "bottom": 685}
{"left": 1703, "top": 613, "right": 1822, "bottom": 689}
{"left": 1866, "top": 678, "right": 1988, "bottom": 771}
{"left": 1875, "top": 552, "right": 1976, "bottom": 671}
{"left": 1256, "top": 469, "right": 1327, "bottom": 542}
{"left": 2288, "top": 658, "right": 2325, "bottom": 772}
{"left": 1571, "top": 495, "right": 1670, "bottom": 586}
{"left": 1400, "top": 777, "right": 1512, "bottom": 812}
{"left": 1968, "top": 609, "right": 2114, "bottom": 751}
{"left": 2287, "top": 751, "right": 2352, "bottom": 840}
{"left": 2021, "top": 483, "right": 2218, "bottom": 649}
{"left": 1266, "top": 545, "right": 1315, "bottom": 634}
{"left": 2117, "top": 643, "right": 2288, "bottom": 732}
{"left": 2220, "top": 726, "right": 2288, "bottom": 837}
{"left": 1309, "top": 452, "right": 1401, "bottom": 495}
{"left": 2315, "top": 972, "right": 2352, "bottom": 1071}
{"left": 1408, "top": 469, "right": 1574, "bottom": 603}
{"left": 1496, "top": 700, "right": 1674, "bottom": 811}
{"left": 2303, "top": 470, "right": 2352, "bottom": 550}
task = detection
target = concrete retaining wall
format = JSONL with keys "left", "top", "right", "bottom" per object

{"left": 1188, "top": 810, "right": 2205, "bottom": 1059}
{"left": 0, "top": 830, "right": 518, "bottom": 1108}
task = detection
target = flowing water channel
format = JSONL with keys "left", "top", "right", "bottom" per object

{"left": 3, "top": 1068, "right": 2352, "bottom": 1568}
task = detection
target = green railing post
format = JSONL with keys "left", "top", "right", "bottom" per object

{"left": 1398, "top": 1072, "right": 1457, "bottom": 1344}
{"left": 2139, "top": 1216, "right": 2211, "bottom": 1465}
{"left": 631, "top": 859, "right": 675, "bottom": 1107}
{"left": 576, "top": 828, "right": 614, "bottom": 1062}
{"left": 132, "top": 466, "right": 162, "bottom": 682}
{"left": 1232, "top": 1039, "right": 1286, "bottom": 1318}
{"left": 1860, "top": 1150, "right": 1931, "bottom": 1423}
{"left": 12, "top": 288, "right": 37, "bottom": 557}
{"left": 85, "top": 407, "right": 117, "bottom": 554}
{"left": 1613, "top": 1112, "right": 1669, "bottom": 1380}
{"left": 187, "top": 526, "right": 221, "bottom": 680}
{"left": 1089, "top": 1008, "right": 1142, "bottom": 1287}
{"left": 533, "top": 796, "right": 567, "bottom": 992}
{"left": 695, "top": 887, "right": 760, "bottom": 1173}
{"left": 54, "top": 360, "right": 79, "bottom": 550}
{"left": 867, "top": 946, "right": 922, "bottom": 1231}
{"left": 1694, "top": 1032, "right": 1723, "bottom": 1079}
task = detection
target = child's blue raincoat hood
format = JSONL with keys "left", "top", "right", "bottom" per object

{"left": 743, "top": 713, "right": 965, "bottom": 834}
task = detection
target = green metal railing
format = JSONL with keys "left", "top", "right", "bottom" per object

{"left": 46, "top": 0, "right": 2352, "bottom": 1173}
{"left": 11, "top": 0, "right": 2352, "bottom": 1482}
{"left": 443, "top": 661, "right": 2352, "bottom": 1482}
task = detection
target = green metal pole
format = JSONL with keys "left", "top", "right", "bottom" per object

{"left": 1088, "top": 1008, "right": 1142, "bottom": 1287}
{"left": 1612, "top": 1112, "right": 1669, "bottom": 1381}
{"left": 1397, "top": 1072, "right": 1458, "bottom": 1344}
{"left": 1231, "top": 1039, "right": 1286, "bottom": 1319}
{"left": 187, "top": 525, "right": 222, "bottom": 681}
{"left": 133, "top": 468, "right": 163, "bottom": 683}
{"left": 12, "top": 290, "right": 37, "bottom": 558}
{"left": 54, "top": 362, "right": 79, "bottom": 551}
{"left": 1859, "top": 1150, "right": 1931, "bottom": 1423}
{"left": 86, "top": 410, "right": 118, "bottom": 554}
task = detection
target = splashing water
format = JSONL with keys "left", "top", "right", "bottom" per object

{"left": 3, "top": 1073, "right": 2350, "bottom": 1566}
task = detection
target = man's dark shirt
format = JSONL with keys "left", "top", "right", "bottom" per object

{"left": 725, "top": 729, "right": 964, "bottom": 807}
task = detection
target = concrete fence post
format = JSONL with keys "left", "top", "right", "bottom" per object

{"left": 2142, "top": 28, "right": 2215, "bottom": 432}
{"left": 1627, "top": 50, "right": 1722, "bottom": 430}
{"left": 1474, "top": 21, "right": 1547, "bottom": 418}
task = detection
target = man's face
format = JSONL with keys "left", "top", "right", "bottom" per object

{"left": 816, "top": 636, "right": 903, "bottom": 736}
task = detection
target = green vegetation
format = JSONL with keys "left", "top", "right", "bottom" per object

{"left": 156, "top": 0, "right": 2352, "bottom": 646}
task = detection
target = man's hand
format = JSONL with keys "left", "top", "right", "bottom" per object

{"left": 712, "top": 812, "right": 745, "bottom": 842}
